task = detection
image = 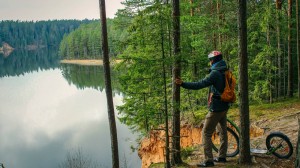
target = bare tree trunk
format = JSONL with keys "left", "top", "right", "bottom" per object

{"left": 99, "top": 1, "right": 119, "bottom": 168}
{"left": 210, "top": 0, "right": 217, "bottom": 49}
{"left": 297, "top": 0, "right": 300, "bottom": 98}
{"left": 189, "top": 0, "right": 200, "bottom": 81}
{"left": 188, "top": 0, "right": 196, "bottom": 78}
{"left": 190, "top": 0, "right": 199, "bottom": 79}
{"left": 172, "top": 0, "right": 182, "bottom": 165}
{"left": 217, "top": 0, "right": 223, "bottom": 49}
{"left": 190, "top": 0, "right": 194, "bottom": 16}
{"left": 295, "top": 118, "right": 300, "bottom": 167}
{"left": 238, "top": 0, "right": 251, "bottom": 165}
{"left": 266, "top": 4, "right": 273, "bottom": 103}
{"left": 287, "top": 0, "right": 294, "bottom": 97}
{"left": 277, "top": 9, "right": 282, "bottom": 98}
{"left": 284, "top": 44, "right": 287, "bottom": 98}
{"left": 276, "top": 0, "right": 283, "bottom": 10}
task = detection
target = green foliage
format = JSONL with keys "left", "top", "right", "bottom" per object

{"left": 59, "top": 22, "right": 101, "bottom": 59}
{"left": 181, "top": 146, "right": 196, "bottom": 160}
{"left": 115, "top": 0, "right": 299, "bottom": 132}
{"left": 115, "top": 1, "right": 175, "bottom": 132}
{"left": 0, "top": 20, "right": 91, "bottom": 49}
{"left": 59, "top": 19, "right": 129, "bottom": 60}
{"left": 54, "top": 0, "right": 300, "bottom": 133}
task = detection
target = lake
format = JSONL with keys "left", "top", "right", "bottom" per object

{"left": 0, "top": 48, "right": 141, "bottom": 168}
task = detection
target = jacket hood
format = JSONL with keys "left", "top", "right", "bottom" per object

{"left": 210, "top": 60, "right": 227, "bottom": 71}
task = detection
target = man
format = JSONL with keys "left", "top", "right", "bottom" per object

{"left": 175, "top": 51, "right": 229, "bottom": 167}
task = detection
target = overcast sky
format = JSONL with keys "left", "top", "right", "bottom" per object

{"left": 0, "top": 0, "right": 124, "bottom": 21}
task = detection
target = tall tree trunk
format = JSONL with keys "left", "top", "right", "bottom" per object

{"left": 159, "top": 5, "right": 171, "bottom": 167}
{"left": 297, "top": 0, "right": 300, "bottom": 98}
{"left": 190, "top": 0, "right": 194, "bottom": 16}
{"left": 266, "top": 2, "right": 273, "bottom": 103}
{"left": 172, "top": 0, "right": 182, "bottom": 165}
{"left": 211, "top": 0, "right": 217, "bottom": 49}
{"left": 99, "top": 1, "right": 119, "bottom": 168}
{"left": 284, "top": 43, "right": 287, "bottom": 98}
{"left": 217, "top": 0, "right": 223, "bottom": 49}
{"left": 267, "top": 31, "right": 273, "bottom": 103}
{"left": 190, "top": 0, "right": 199, "bottom": 79}
{"left": 238, "top": 0, "right": 251, "bottom": 165}
{"left": 287, "top": 0, "right": 294, "bottom": 97}
{"left": 277, "top": 8, "right": 282, "bottom": 98}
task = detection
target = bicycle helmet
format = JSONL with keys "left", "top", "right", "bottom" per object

{"left": 208, "top": 50, "right": 222, "bottom": 60}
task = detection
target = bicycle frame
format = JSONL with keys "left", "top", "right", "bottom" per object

{"left": 226, "top": 118, "right": 240, "bottom": 135}
{"left": 266, "top": 145, "right": 282, "bottom": 155}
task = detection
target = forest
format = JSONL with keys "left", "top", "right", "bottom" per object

{"left": 58, "top": 0, "right": 299, "bottom": 133}
{"left": 1, "top": 0, "right": 298, "bottom": 136}
{"left": 58, "top": 20, "right": 126, "bottom": 59}
{"left": 0, "top": 19, "right": 93, "bottom": 49}
{"left": 1, "top": 0, "right": 299, "bottom": 167}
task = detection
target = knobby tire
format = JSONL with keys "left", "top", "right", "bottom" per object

{"left": 266, "top": 132, "right": 293, "bottom": 159}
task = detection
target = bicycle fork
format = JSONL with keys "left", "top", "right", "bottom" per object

{"left": 266, "top": 139, "right": 284, "bottom": 155}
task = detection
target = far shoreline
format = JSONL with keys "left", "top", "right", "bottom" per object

{"left": 60, "top": 59, "right": 121, "bottom": 66}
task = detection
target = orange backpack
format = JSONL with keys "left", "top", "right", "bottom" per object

{"left": 221, "top": 70, "right": 236, "bottom": 103}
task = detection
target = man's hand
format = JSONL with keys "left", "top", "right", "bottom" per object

{"left": 175, "top": 78, "right": 183, "bottom": 85}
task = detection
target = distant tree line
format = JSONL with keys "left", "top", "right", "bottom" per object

{"left": 58, "top": 19, "right": 128, "bottom": 59}
{"left": 0, "top": 19, "right": 93, "bottom": 49}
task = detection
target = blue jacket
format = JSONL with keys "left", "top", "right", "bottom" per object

{"left": 181, "top": 60, "right": 229, "bottom": 112}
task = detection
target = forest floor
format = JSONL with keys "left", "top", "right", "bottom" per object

{"left": 185, "top": 111, "right": 299, "bottom": 168}
{"left": 150, "top": 98, "right": 300, "bottom": 168}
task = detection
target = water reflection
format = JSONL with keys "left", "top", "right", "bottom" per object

{"left": 0, "top": 48, "right": 13, "bottom": 57}
{"left": 0, "top": 47, "right": 59, "bottom": 77}
{"left": 0, "top": 49, "right": 141, "bottom": 168}
{"left": 60, "top": 64, "right": 121, "bottom": 94}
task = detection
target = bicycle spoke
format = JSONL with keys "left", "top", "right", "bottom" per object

{"left": 266, "top": 132, "right": 293, "bottom": 159}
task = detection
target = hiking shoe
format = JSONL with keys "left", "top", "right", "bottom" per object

{"left": 196, "top": 161, "right": 214, "bottom": 167}
{"left": 213, "top": 157, "right": 227, "bottom": 162}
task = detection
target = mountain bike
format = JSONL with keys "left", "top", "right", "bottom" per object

{"left": 212, "top": 118, "right": 293, "bottom": 159}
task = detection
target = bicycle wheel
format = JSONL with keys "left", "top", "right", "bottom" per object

{"left": 212, "top": 127, "right": 239, "bottom": 157}
{"left": 266, "top": 132, "right": 293, "bottom": 159}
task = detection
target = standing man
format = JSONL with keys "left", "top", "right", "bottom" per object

{"left": 175, "top": 51, "right": 229, "bottom": 167}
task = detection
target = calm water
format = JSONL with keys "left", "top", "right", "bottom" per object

{"left": 0, "top": 49, "right": 141, "bottom": 168}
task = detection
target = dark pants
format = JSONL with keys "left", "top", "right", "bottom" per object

{"left": 202, "top": 110, "right": 228, "bottom": 162}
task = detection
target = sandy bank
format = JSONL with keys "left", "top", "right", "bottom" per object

{"left": 60, "top": 59, "right": 121, "bottom": 66}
